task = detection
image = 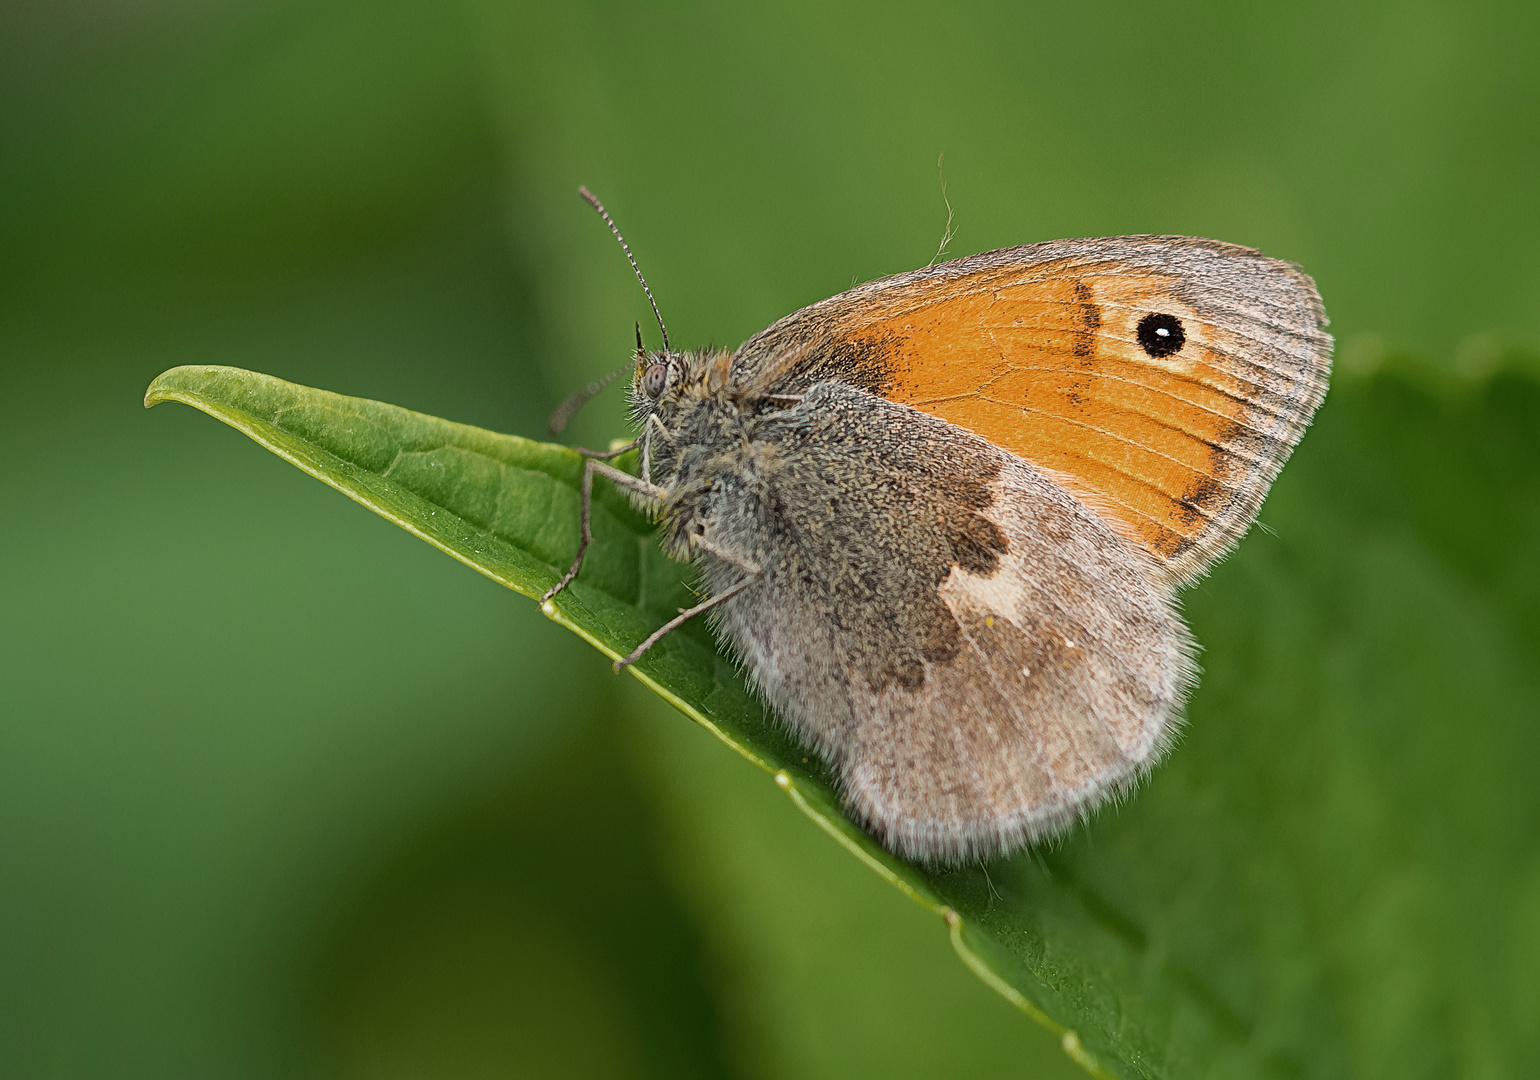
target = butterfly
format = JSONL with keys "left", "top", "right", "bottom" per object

{"left": 546, "top": 189, "right": 1331, "bottom": 864}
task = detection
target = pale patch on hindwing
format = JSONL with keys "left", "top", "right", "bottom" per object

{"left": 834, "top": 463, "right": 1193, "bottom": 863}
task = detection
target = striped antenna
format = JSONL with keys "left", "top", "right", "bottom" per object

{"left": 578, "top": 186, "right": 670, "bottom": 352}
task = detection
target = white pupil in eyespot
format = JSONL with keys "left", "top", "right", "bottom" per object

{"left": 1156, "top": 328, "right": 1170, "bottom": 337}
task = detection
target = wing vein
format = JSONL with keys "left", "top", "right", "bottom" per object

{"left": 910, "top": 378, "right": 1275, "bottom": 468}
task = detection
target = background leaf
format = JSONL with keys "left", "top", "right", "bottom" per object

{"left": 147, "top": 357, "right": 1540, "bottom": 1077}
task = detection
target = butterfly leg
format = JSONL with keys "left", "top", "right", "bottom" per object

{"left": 541, "top": 453, "right": 663, "bottom": 605}
{"left": 640, "top": 414, "right": 673, "bottom": 483}
{"left": 569, "top": 436, "right": 639, "bottom": 460}
{"left": 613, "top": 539, "right": 761, "bottom": 672}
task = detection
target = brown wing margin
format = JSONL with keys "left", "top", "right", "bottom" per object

{"left": 731, "top": 236, "right": 1332, "bottom": 585}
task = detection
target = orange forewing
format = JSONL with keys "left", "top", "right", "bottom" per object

{"left": 877, "top": 267, "right": 1252, "bottom": 560}
{"left": 736, "top": 240, "right": 1331, "bottom": 583}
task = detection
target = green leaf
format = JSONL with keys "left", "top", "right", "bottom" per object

{"left": 146, "top": 361, "right": 1540, "bottom": 1078}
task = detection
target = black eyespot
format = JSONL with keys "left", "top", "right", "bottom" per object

{"left": 641, "top": 361, "right": 668, "bottom": 399}
{"left": 1136, "top": 313, "right": 1186, "bottom": 358}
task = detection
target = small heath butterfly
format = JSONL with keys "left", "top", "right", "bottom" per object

{"left": 547, "top": 188, "right": 1331, "bottom": 864}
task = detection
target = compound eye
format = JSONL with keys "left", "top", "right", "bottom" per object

{"left": 641, "top": 361, "right": 669, "bottom": 399}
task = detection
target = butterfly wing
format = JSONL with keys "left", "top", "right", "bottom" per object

{"left": 700, "top": 383, "right": 1193, "bottom": 863}
{"left": 732, "top": 237, "right": 1331, "bottom": 585}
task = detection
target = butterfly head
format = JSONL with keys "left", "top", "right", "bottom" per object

{"left": 628, "top": 346, "right": 734, "bottom": 420}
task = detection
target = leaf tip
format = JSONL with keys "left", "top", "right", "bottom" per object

{"left": 143, "top": 374, "right": 173, "bottom": 409}
{"left": 143, "top": 365, "right": 212, "bottom": 409}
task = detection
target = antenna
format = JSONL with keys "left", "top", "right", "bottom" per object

{"left": 545, "top": 321, "right": 647, "bottom": 435}
{"left": 547, "top": 361, "right": 631, "bottom": 435}
{"left": 929, "top": 153, "right": 955, "bottom": 267}
{"left": 579, "top": 186, "right": 670, "bottom": 352}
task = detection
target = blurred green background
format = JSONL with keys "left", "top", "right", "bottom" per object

{"left": 2, "top": 1, "right": 1537, "bottom": 1078}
